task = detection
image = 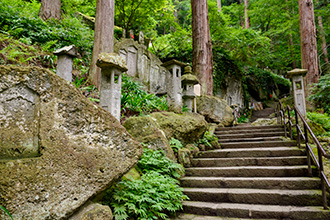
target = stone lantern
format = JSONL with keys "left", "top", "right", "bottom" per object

{"left": 97, "top": 52, "right": 128, "bottom": 121}
{"left": 181, "top": 66, "right": 199, "bottom": 112}
{"left": 161, "top": 59, "right": 187, "bottom": 113}
{"left": 53, "top": 45, "right": 79, "bottom": 82}
{"left": 287, "top": 68, "right": 307, "bottom": 116}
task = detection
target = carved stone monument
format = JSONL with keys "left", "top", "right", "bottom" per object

{"left": 53, "top": 45, "right": 79, "bottom": 82}
{"left": 161, "top": 60, "right": 187, "bottom": 113}
{"left": 97, "top": 52, "right": 128, "bottom": 121}
{"left": 287, "top": 68, "right": 307, "bottom": 116}
{"left": 182, "top": 66, "right": 199, "bottom": 113}
{"left": 0, "top": 65, "right": 142, "bottom": 219}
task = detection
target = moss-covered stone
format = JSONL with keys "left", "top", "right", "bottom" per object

{"left": 0, "top": 65, "right": 142, "bottom": 219}
{"left": 197, "top": 95, "right": 234, "bottom": 126}
{"left": 251, "top": 118, "right": 278, "bottom": 126}
{"left": 150, "top": 112, "right": 208, "bottom": 145}
{"left": 123, "top": 115, "right": 176, "bottom": 160}
{"left": 123, "top": 167, "right": 141, "bottom": 181}
{"left": 178, "top": 147, "right": 192, "bottom": 168}
{"left": 186, "top": 144, "right": 199, "bottom": 157}
{"left": 70, "top": 202, "right": 113, "bottom": 220}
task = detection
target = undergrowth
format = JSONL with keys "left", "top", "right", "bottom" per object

{"left": 105, "top": 148, "right": 187, "bottom": 220}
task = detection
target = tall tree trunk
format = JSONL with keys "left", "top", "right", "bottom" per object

{"left": 89, "top": 0, "right": 115, "bottom": 88}
{"left": 39, "top": 0, "right": 61, "bottom": 20}
{"left": 244, "top": 0, "right": 250, "bottom": 29}
{"left": 217, "top": 0, "right": 222, "bottom": 12}
{"left": 298, "top": 0, "right": 319, "bottom": 87}
{"left": 191, "top": 0, "right": 214, "bottom": 96}
{"left": 317, "top": 15, "right": 330, "bottom": 74}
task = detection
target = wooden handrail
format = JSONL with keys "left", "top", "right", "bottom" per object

{"left": 276, "top": 101, "right": 330, "bottom": 209}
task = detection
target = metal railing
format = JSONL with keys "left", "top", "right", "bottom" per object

{"left": 275, "top": 101, "right": 330, "bottom": 209}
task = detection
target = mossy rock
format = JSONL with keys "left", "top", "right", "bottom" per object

{"left": 150, "top": 112, "right": 208, "bottom": 145}
{"left": 123, "top": 115, "right": 176, "bottom": 161}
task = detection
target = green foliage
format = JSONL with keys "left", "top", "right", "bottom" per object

{"left": 0, "top": 0, "right": 93, "bottom": 61}
{"left": 108, "top": 148, "right": 187, "bottom": 220}
{"left": 198, "top": 131, "right": 219, "bottom": 149}
{"left": 0, "top": 205, "right": 13, "bottom": 220}
{"left": 309, "top": 74, "right": 330, "bottom": 114}
{"left": 121, "top": 74, "right": 168, "bottom": 115}
{"left": 110, "top": 171, "right": 188, "bottom": 220}
{"left": 138, "top": 148, "right": 184, "bottom": 179}
{"left": 169, "top": 138, "right": 184, "bottom": 154}
{"left": 307, "top": 112, "right": 330, "bottom": 132}
{"left": 237, "top": 114, "right": 250, "bottom": 124}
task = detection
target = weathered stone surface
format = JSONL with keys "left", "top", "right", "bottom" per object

{"left": 69, "top": 202, "right": 113, "bottom": 220}
{"left": 178, "top": 148, "right": 192, "bottom": 168}
{"left": 0, "top": 65, "right": 142, "bottom": 219}
{"left": 186, "top": 144, "right": 200, "bottom": 157}
{"left": 251, "top": 118, "right": 278, "bottom": 126}
{"left": 197, "top": 96, "right": 234, "bottom": 126}
{"left": 123, "top": 167, "right": 141, "bottom": 181}
{"left": 150, "top": 112, "right": 208, "bottom": 145}
{"left": 96, "top": 52, "right": 128, "bottom": 72}
{"left": 123, "top": 115, "right": 176, "bottom": 161}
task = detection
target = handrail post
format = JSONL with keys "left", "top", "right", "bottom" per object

{"left": 294, "top": 108, "right": 301, "bottom": 148}
{"left": 304, "top": 123, "right": 312, "bottom": 177}
{"left": 283, "top": 111, "right": 287, "bottom": 138}
{"left": 318, "top": 147, "right": 328, "bottom": 209}
{"left": 287, "top": 108, "right": 293, "bottom": 140}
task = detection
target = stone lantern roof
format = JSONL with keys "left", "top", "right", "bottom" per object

{"left": 181, "top": 66, "right": 199, "bottom": 85}
{"left": 53, "top": 45, "right": 79, "bottom": 58}
{"left": 161, "top": 59, "right": 187, "bottom": 68}
{"left": 286, "top": 68, "right": 308, "bottom": 78}
{"left": 96, "top": 52, "right": 128, "bottom": 72}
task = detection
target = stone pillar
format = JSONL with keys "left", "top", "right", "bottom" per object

{"left": 182, "top": 66, "right": 199, "bottom": 113}
{"left": 53, "top": 45, "right": 79, "bottom": 82}
{"left": 161, "top": 60, "right": 187, "bottom": 113}
{"left": 97, "top": 53, "right": 128, "bottom": 121}
{"left": 287, "top": 68, "right": 308, "bottom": 116}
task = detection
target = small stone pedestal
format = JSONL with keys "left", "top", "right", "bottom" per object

{"left": 181, "top": 66, "right": 199, "bottom": 113}
{"left": 287, "top": 68, "right": 308, "bottom": 116}
{"left": 53, "top": 45, "right": 79, "bottom": 82}
{"left": 97, "top": 53, "right": 128, "bottom": 121}
{"left": 161, "top": 59, "right": 187, "bottom": 113}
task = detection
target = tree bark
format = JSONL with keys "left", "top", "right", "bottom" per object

{"left": 191, "top": 0, "right": 214, "bottom": 96}
{"left": 299, "top": 0, "right": 319, "bottom": 88}
{"left": 244, "top": 0, "right": 250, "bottom": 29}
{"left": 217, "top": 0, "right": 222, "bottom": 12}
{"left": 39, "top": 0, "right": 61, "bottom": 20}
{"left": 89, "top": 0, "right": 115, "bottom": 88}
{"left": 317, "top": 15, "right": 330, "bottom": 74}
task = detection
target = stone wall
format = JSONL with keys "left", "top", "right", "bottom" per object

{"left": 0, "top": 65, "right": 142, "bottom": 219}
{"left": 114, "top": 39, "right": 168, "bottom": 94}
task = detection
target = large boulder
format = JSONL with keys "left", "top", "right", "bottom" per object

{"left": 197, "top": 95, "right": 234, "bottom": 126}
{"left": 0, "top": 66, "right": 142, "bottom": 219}
{"left": 150, "top": 112, "right": 208, "bottom": 145}
{"left": 123, "top": 116, "right": 176, "bottom": 161}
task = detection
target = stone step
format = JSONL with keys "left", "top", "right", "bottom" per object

{"left": 180, "top": 177, "right": 321, "bottom": 189}
{"left": 171, "top": 213, "right": 274, "bottom": 220}
{"left": 197, "top": 147, "right": 306, "bottom": 158}
{"left": 215, "top": 127, "right": 284, "bottom": 135}
{"left": 217, "top": 132, "right": 285, "bottom": 139}
{"left": 216, "top": 125, "right": 283, "bottom": 132}
{"left": 183, "top": 188, "right": 324, "bottom": 206}
{"left": 185, "top": 166, "right": 311, "bottom": 177}
{"left": 182, "top": 201, "right": 330, "bottom": 220}
{"left": 191, "top": 156, "right": 307, "bottom": 167}
{"left": 221, "top": 141, "right": 296, "bottom": 149}
{"left": 218, "top": 136, "right": 283, "bottom": 143}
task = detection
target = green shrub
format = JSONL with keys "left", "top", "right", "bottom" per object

{"left": 121, "top": 74, "right": 168, "bottom": 115}
{"left": 307, "top": 112, "right": 330, "bottom": 132}
{"left": 309, "top": 74, "right": 330, "bottom": 114}
{"left": 169, "top": 138, "right": 183, "bottom": 154}
{"left": 107, "top": 148, "right": 187, "bottom": 220}
{"left": 198, "top": 131, "right": 219, "bottom": 149}
{"left": 110, "top": 171, "right": 188, "bottom": 220}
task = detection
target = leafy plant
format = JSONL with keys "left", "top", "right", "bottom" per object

{"left": 309, "top": 74, "right": 330, "bottom": 114}
{"left": 307, "top": 112, "right": 330, "bottom": 132}
{"left": 198, "top": 131, "right": 219, "bottom": 149}
{"left": 0, "top": 205, "right": 13, "bottom": 220}
{"left": 110, "top": 171, "right": 188, "bottom": 220}
{"left": 169, "top": 138, "right": 184, "bottom": 154}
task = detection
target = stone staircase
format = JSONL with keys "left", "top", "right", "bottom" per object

{"left": 176, "top": 125, "right": 330, "bottom": 219}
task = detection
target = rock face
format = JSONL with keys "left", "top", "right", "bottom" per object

{"left": 0, "top": 65, "right": 142, "bottom": 219}
{"left": 197, "top": 95, "right": 234, "bottom": 126}
{"left": 70, "top": 202, "right": 113, "bottom": 220}
{"left": 123, "top": 116, "right": 176, "bottom": 161}
{"left": 150, "top": 112, "right": 208, "bottom": 145}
